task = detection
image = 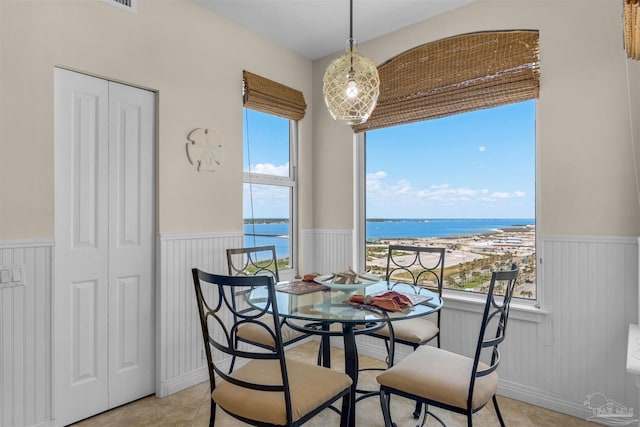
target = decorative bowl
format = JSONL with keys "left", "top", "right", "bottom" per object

{"left": 314, "top": 273, "right": 381, "bottom": 292}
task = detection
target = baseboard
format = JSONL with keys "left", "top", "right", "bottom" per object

{"left": 353, "top": 336, "right": 412, "bottom": 362}
{"left": 158, "top": 367, "right": 210, "bottom": 398}
{"left": 157, "top": 354, "right": 234, "bottom": 397}
{"left": 497, "top": 379, "right": 592, "bottom": 421}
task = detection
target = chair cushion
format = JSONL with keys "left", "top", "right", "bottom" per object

{"left": 376, "top": 345, "right": 498, "bottom": 411}
{"left": 372, "top": 317, "right": 439, "bottom": 345}
{"left": 212, "top": 358, "right": 352, "bottom": 425}
{"left": 237, "top": 316, "right": 305, "bottom": 347}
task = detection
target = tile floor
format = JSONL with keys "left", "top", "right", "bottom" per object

{"left": 72, "top": 342, "right": 597, "bottom": 426}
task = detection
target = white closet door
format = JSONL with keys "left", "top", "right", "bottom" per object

{"left": 54, "top": 68, "right": 155, "bottom": 426}
{"left": 107, "top": 81, "right": 155, "bottom": 406}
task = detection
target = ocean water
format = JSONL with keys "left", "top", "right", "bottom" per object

{"left": 366, "top": 218, "right": 534, "bottom": 239}
{"left": 244, "top": 218, "right": 534, "bottom": 260}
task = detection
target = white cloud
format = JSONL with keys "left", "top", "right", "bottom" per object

{"left": 479, "top": 146, "right": 486, "bottom": 152}
{"left": 481, "top": 190, "right": 527, "bottom": 202}
{"left": 491, "top": 192, "right": 511, "bottom": 199}
{"left": 249, "top": 162, "right": 289, "bottom": 176}
{"left": 368, "top": 171, "right": 387, "bottom": 180}
{"left": 366, "top": 171, "right": 530, "bottom": 216}
{"left": 366, "top": 171, "right": 388, "bottom": 192}
{"left": 416, "top": 184, "right": 480, "bottom": 203}
{"left": 393, "top": 179, "right": 412, "bottom": 194}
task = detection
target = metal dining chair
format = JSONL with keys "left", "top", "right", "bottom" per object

{"left": 191, "top": 269, "right": 353, "bottom": 427}
{"left": 226, "top": 246, "right": 310, "bottom": 350}
{"left": 372, "top": 245, "right": 446, "bottom": 353}
{"left": 376, "top": 264, "right": 520, "bottom": 427}
{"left": 362, "top": 245, "right": 446, "bottom": 418}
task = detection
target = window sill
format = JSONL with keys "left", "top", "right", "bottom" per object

{"left": 441, "top": 290, "right": 548, "bottom": 323}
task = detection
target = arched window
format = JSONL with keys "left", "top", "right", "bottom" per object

{"left": 359, "top": 31, "right": 539, "bottom": 300}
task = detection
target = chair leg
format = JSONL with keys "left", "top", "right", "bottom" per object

{"left": 410, "top": 342, "right": 421, "bottom": 419}
{"left": 339, "top": 392, "right": 351, "bottom": 427}
{"left": 209, "top": 399, "right": 216, "bottom": 427}
{"left": 379, "top": 390, "right": 393, "bottom": 427}
{"left": 493, "top": 395, "right": 506, "bottom": 427}
{"left": 412, "top": 400, "right": 422, "bottom": 419}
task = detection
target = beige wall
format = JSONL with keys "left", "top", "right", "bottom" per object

{"left": 312, "top": 0, "right": 640, "bottom": 237}
{"left": 0, "top": 0, "right": 313, "bottom": 239}
{"left": 2, "top": 0, "right": 639, "bottom": 238}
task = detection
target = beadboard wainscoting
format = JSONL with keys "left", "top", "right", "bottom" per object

{"left": 157, "top": 232, "right": 243, "bottom": 397}
{"left": 0, "top": 240, "right": 53, "bottom": 427}
{"left": 301, "top": 228, "right": 353, "bottom": 274}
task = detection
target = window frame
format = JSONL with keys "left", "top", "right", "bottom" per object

{"left": 243, "top": 110, "right": 298, "bottom": 281}
{"left": 354, "top": 106, "right": 545, "bottom": 321}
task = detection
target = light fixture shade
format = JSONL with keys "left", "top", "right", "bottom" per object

{"left": 323, "top": 48, "right": 380, "bottom": 125}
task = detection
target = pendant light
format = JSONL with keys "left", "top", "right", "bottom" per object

{"left": 323, "top": 0, "right": 380, "bottom": 125}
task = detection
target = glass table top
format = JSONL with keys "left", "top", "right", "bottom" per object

{"left": 247, "top": 280, "right": 442, "bottom": 324}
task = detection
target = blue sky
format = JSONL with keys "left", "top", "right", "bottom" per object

{"left": 244, "top": 100, "right": 535, "bottom": 219}
{"left": 366, "top": 100, "right": 535, "bottom": 219}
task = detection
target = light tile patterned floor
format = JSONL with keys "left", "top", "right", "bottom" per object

{"left": 72, "top": 342, "right": 597, "bottom": 426}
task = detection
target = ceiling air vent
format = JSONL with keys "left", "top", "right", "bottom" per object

{"left": 102, "top": 0, "right": 137, "bottom": 13}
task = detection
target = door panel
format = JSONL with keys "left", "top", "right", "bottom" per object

{"left": 54, "top": 68, "right": 110, "bottom": 425}
{"left": 71, "top": 280, "right": 100, "bottom": 383}
{"left": 108, "top": 81, "right": 155, "bottom": 406}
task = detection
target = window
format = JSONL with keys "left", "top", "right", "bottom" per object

{"left": 362, "top": 100, "right": 537, "bottom": 300}
{"left": 243, "top": 108, "right": 297, "bottom": 274}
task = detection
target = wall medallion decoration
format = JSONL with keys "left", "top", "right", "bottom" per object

{"left": 186, "top": 128, "right": 223, "bottom": 172}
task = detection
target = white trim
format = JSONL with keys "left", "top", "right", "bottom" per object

{"left": 159, "top": 367, "right": 210, "bottom": 397}
{"left": 540, "top": 234, "right": 637, "bottom": 244}
{"left": 0, "top": 238, "right": 55, "bottom": 248}
{"left": 304, "top": 228, "right": 352, "bottom": 236}
{"left": 498, "top": 379, "right": 593, "bottom": 421}
{"left": 159, "top": 231, "right": 243, "bottom": 241}
{"left": 354, "top": 132, "right": 366, "bottom": 272}
{"left": 442, "top": 291, "right": 548, "bottom": 323}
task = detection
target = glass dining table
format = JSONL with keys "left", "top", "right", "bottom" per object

{"left": 247, "top": 279, "right": 443, "bottom": 427}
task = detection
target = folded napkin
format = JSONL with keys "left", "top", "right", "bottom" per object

{"left": 349, "top": 291, "right": 413, "bottom": 312}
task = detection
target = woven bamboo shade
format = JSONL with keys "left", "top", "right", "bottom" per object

{"left": 242, "top": 70, "right": 307, "bottom": 121}
{"left": 352, "top": 30, "right": 540, "bottom": 133}
{"left": 625, "top": 0, "right": 640, "bottom": 60}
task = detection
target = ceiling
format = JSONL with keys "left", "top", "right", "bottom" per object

{"left": 192, "top": 0, "right": 476, "bottom": 61}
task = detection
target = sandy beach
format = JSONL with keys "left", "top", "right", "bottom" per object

{"left": 365, "top": 226, "right": 536, "bottom": 299}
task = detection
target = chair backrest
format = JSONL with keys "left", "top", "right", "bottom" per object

{"left": 385, "top": 245, "right": 446, "bottom": 295}
{"left": 468, "top": 263, "right": 519, "bottom": 405}
{"left": 191, "top": 269, "right": 295, "bottom": 418}
{"left": 226, "top": 245, "right": 280, "bottom": 282}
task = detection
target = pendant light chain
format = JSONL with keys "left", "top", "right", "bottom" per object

{"left": 349, "top": 0, "right": 354, "bottom": 51}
